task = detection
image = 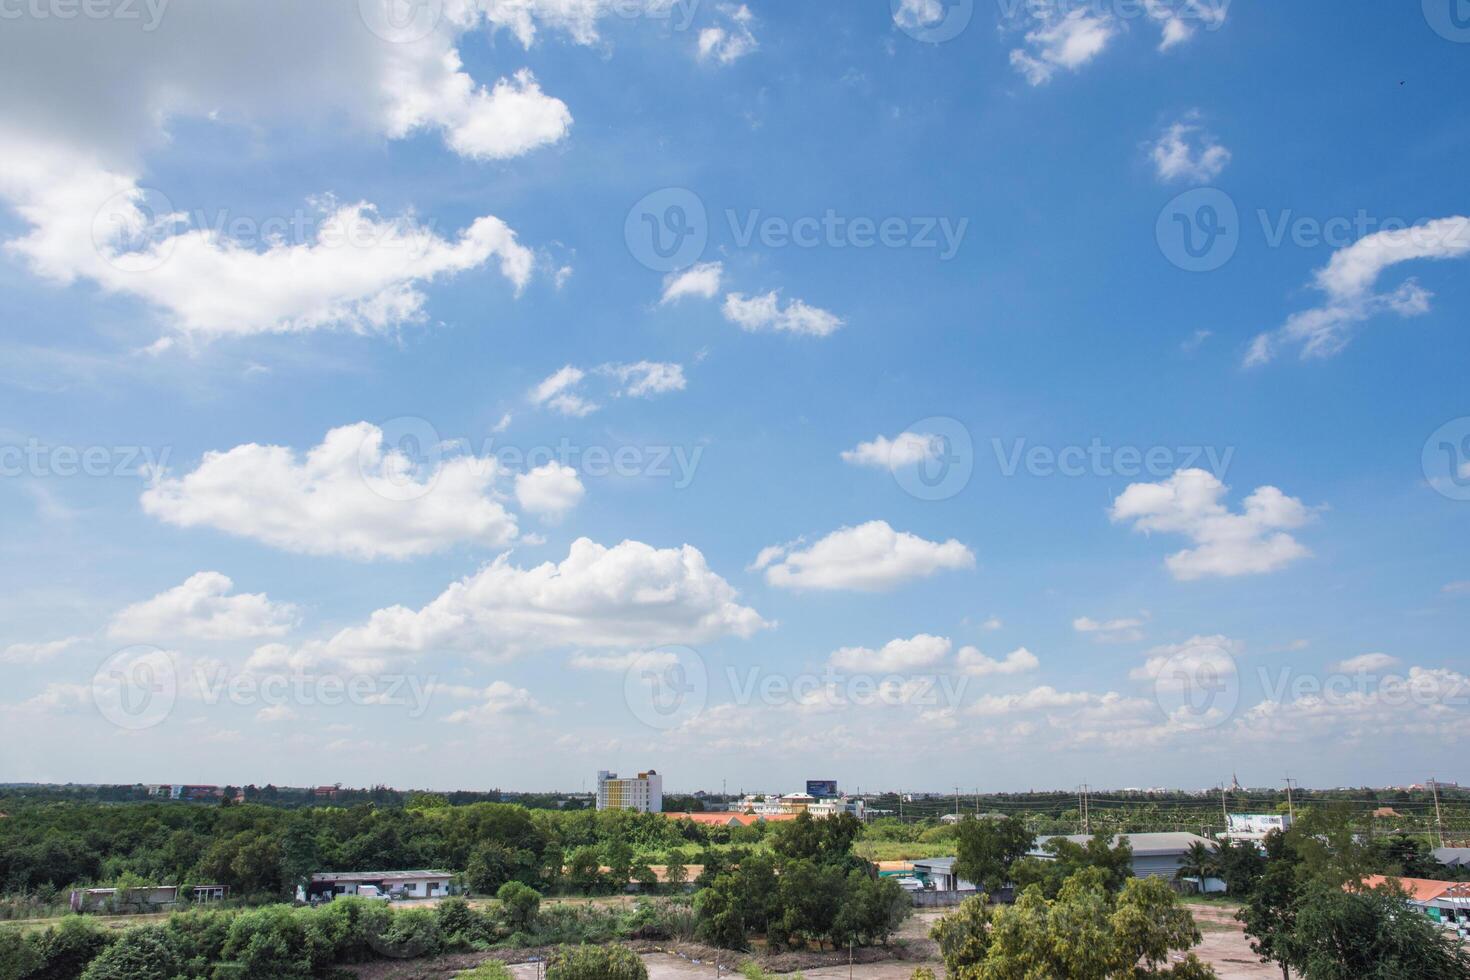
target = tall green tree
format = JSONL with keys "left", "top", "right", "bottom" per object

{"left": 952, "top": 816, "right": 1035, "bottom": 894}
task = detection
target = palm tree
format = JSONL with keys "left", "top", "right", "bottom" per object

{"left": 1176, "top": 841, "right": 1219, "bottom": 893}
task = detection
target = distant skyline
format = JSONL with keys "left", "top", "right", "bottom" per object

{"left": 1, "top": 1, "right": 1468, "bottom": 793}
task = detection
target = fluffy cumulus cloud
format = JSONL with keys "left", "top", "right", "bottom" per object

{"left": 0, "top": 636, "right": 85, "bottom": 665}
{"left": 1129, "top": 634, "right": 1242, "bottom": 688}
{"left": 1246, "top": 216, "right": 1470, "bottom": 365}
{"left": 698, "top": 4, "right": 758, "bottom": 65}
{"left": 514, "top": 462, "right": 586, "bottom": 520}
{"left": 829, "top": 633, "right": 951, "bottom": 672}
{"left": 661, "top": 261, "right": 724, "bottom": 303}
{"left": 445, "top": 681, "right": 546, "bottom": 723}
{"left": 969, "top": 685, "right": 1099, "bottom": 717}
{"left": 840, "top": 432, "right": 943, "bottom": 471}
{"left": 1333, "top": 652, "right": 1401, "bottom": 674}
{"left": 0, "top": 0, "right": 626, "bottom": 341}
{"left": 1231, "top": 666, "right": 1470, "bottom": 744}
{"left": 1073, "top": 615, "right": 1146, "bottom": 643}
{"left": 756, "top": 520, "right": 974, "bottom": 591}
{"left": 958, "top": 645, "right": 1040, "bottom": 678}
{"left": 141, "top": 422, "right": 519, "bottom": 560}
{"left": 109, "top": 571, "right": 298, "bottom": 641}
{"left": 723, "top": 292, "right": 844, "bottom": 337}
{"left": 569, "top": 649, "right": 678, "bottom": 672}
{"left": 305, "top": 537, "right": 767, "bottom": 669}
{"left": 1007, "top": 1, "right": 1227, "bottom": 85}
{"left": 1110, "top": 469, "right": 1313, "bottom": 580}
{"left": 1150, "top": 111, "right": 1231, "bottom": 183}
{"left": 529, "top": 361, "right": 685, "bottom": 415}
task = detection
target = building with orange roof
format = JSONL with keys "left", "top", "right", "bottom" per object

{"left": 1355, "top": 874, "right": 1470, "bottom": 927}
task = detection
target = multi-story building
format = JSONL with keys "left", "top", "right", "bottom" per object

{"left": 596, "top": 769, "right": 663, "bottom": 812}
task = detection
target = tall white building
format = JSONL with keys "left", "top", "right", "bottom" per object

{"left": 596, "top": 770, "right": 663, "bottom": 812}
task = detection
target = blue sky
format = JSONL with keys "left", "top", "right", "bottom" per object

{"left": 0, "top": 0, "right": 1467, "bottom": 795}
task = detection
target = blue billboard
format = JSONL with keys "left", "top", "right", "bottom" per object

{"left": 806, "top": 780, "right": 838, "bottom": 798}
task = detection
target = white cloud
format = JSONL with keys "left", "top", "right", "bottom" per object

{"left": 1148, "top": 0, "right": 1228, "bottom": 50}
{"left": 1110, "top": 469, "right": 1312, "bottom": 580}
{"left": 0, "top": 636, "right": 85, "bottom": 665}
{"left": 1130, "top": 635, "right": 1242, "bottom": 688}
{"left": 958, "top": 645, "right": 1040, "bottom": 678}
{"left": 530, "top": 362, "right": 685, "bottom": 415}
{"left": 1073, "top": 615, "right": 1146, "bottom": 643}
{"left": 445, "top": 681, "right": 546, "bottom": 723}
{"left": 829, "top": 634, "right": 951, "bottom": 672}
{"left": 969, "top": 685, "right": 1097, "bottom": 717}
{"left": 1246, "top": 216, "right": 1470, "bottom": 365}
{"left": 661, "top": 261, "right": 723, "bottom": 303}
{"left": 599, "top": 361, "right": 688, "bottom": 398}
{"left": 514, "top": 462, "right": 585, "bottom": 521}
{"left": 723, "top": 292, "right": 844, "bottom": 337}
{"left": 698, "top": 4, "right": 757, "bottom": 65}
{"left": 304, "top": 537, "right": 768, "bottom": 670}
{"left": 569, "top": 650, "right": 678, "bottom": 672}
{"left": 1444, "top": 581, "right": 1470, "bottom": 595}
{"left": 109, "top": 571, "right": 297, "bottom": 642}
{"left": 893, "top": 0, "right": 946, "bottom": 33}
{"left": 1150, "top": 112, "right": 1231, "bottom": 183}
{"left": 18, "top": 682, "right": 92, "bottom": 713}
{"left": 840, "top": 432, "right": 943, "bottom": 471}
{"left": 530, "top": 365, "right": 597, "bottom": 417}
{"left": 1009, "top": 8, "right": 1117, "bottom": 86}
{"left": 759, "top": 520, "right": 974, "bottom": 591}
{"left": 142, "top": 422, "right": 518, "bottom": 560}
{"left": 0, "top": 0, "right": 613, "bottom": 341}
{"left": 1334, "top": 652, "right": 1401, "bottom": 674}
{"left": 256, "top": 704, "right": 298, "bottom": 723}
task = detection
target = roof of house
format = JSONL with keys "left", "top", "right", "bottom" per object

{"left": 1033, "top": 833, "right": 1217, "bottom": 858}
{"left": 1356, "top": 875, "right": 1470, "bottom": 904}
{"left": 1434, "top": 847, "right": 1470, "bottom": 866}
{"left": 913, "top": 857, "right": 957, "bottom": 871}
{"left": 310, "top": 870, "right": 452, "bottom": 883}
{"left": 664, "top": 811, "right": 797, "bottom": 826}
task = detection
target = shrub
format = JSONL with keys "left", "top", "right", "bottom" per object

{"left": 27, "top": 914, "right": 113, "bottom": 979}
{"left": 374, "top": 908, "right": 442, "bottom": 961}
{"left": 496, "top": 882, "right": 540, "bottom": 931}
{"left": 545, "top": 944, "right": 647, "bottom": 980}
{"left": 0, "top": 929, "right": 42, "bottom": 980}
{"left": 455, "top": 963, "right": 513, "bottom": 979}
{"left": 78, "top": 927, "right": 185, "bottom": 980}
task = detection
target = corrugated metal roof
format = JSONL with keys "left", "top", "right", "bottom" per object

{"left": 310, "top": 870, "right": 452, "bottom": 882}
{"left": 1033, "top": 833, "right": 1217, "bottom": 858}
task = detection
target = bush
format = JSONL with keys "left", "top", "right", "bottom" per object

{"left": 455, "top": 963, "right": 513, "bottom": 979}
{"left": 374, "top": 908, "right": 442, "bottom": 960}
{"left": 27, "top": 914, "right": 113, "bottom": 979}
{"left": 436, "top": 897, "right": 491, "bottom": 950}
{"left": 78, "top": 927, "right": 185, "bottom": 980}
{"left": 0, "top": 929, "right": 42, "bottom": 980}
{"left": 496, "top": 882, "right": 540, "bottom": 931}
{"left": 545, "top": 944, "right": 647, "bottom": 980}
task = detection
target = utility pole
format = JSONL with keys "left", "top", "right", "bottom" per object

{"left": 1283, "top": 777, "right": 1296, "bottom": 822}
{"left": 1432, "top": 777, "right": 1446, "bottom": 848}
{"left": 1079, "top": 784, "right": 1091, "bottom": 834}
{"left": 1221, "top": 784, "right": 1230, "bottom": 834}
